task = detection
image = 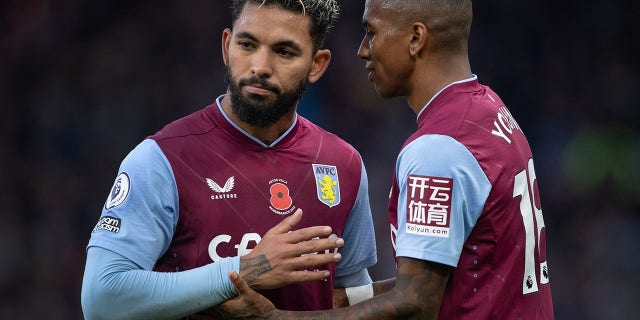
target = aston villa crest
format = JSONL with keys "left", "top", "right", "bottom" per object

{"left": 312, "top": 164, "right": 340, "bottom": 208}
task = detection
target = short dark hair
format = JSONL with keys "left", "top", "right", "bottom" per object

{"left": 230, "top": 0, "right": 339, "bottom": 52}
{"left": 387, "top": 0, "right": 472, "bottom": 52}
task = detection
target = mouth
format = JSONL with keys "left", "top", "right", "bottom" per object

{"left": 244, "top": 85, "right": 274, "bottom": 96}
{"left": 364, "top": 64, "right": 375, "bottom": 81}
{"left": 239, "top": 77, "right": 279, "bottom": 97}
{"left": 366, "top": 69, "right": 375, "bottom": 82}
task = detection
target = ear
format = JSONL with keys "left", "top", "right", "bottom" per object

{"left": 222, "top": 28, "right": 232, "bottom": 66}
{"left": 409, "top": 22, "right": 427, "bottom": 57}
{"left": 308, "top": 49, "right": 331, "bottom": 83}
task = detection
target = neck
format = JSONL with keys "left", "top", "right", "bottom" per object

{"left": 220, "top": 93, "right": 297, "bottom": 145}
{"left": 407, "top": 54, "right": 472, "bottom": 115}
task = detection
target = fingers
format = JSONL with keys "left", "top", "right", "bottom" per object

{"left": 285, "top": 225, "right": 335, "bottom": 243}
{"left": 289, "top": 251, "right": 342, "bottom": 270}
{"left": 291, "top": 237, "right": 344, "bottom": 256}
{"left": 282, "top": 269, "right": 336, "bottom": 283}
{"left": 227, "top": 270, "right": 277, "bottom": 317}
{"left": 265, "top": 208, "right": 304, "bottom": 235}
{"left": 229, "top": 270, "right": 251, "bottom": 295}
{"left": 265, "top": 209, "right": 336, "bottom": 245}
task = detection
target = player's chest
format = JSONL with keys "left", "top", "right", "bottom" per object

{"left": 178, "top": 150, "right": 343, "bottom": 209}
{"left": 174, "top": 156, "right": 350, "bottom": 263}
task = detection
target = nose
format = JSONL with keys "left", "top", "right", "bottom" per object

{"left": 357, "top": 36, "right": 370, "bottom": 60}
{"left": 250, "top": 48, "right": 272, "bottom": 78}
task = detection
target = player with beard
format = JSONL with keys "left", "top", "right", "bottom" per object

{"left": 207, "top": 0, "right": 554, "bottom": 319}
{"left": 81, "top": 1, "right": 377, "bottom": 319}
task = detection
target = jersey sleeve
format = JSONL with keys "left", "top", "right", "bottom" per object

{"left": 81, "top": 246, "right": 239, "bottom": 320}
{"left": 395, "top": 134, "right": 491, "bottom": 267}
{"left": 87, "top": 139, "right": 179, "bottom": 270}
{"left": 335, "top": 160, "right": 378, "bottom": 277}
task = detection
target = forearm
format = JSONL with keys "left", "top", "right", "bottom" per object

{"left": 277, "top": 258, "right": 450, "bottom": 320}
{"left": 277, "top": 288, "right": 421, "bottom": 320}
{"left": 373, "top": 277, "right": 395, "bottom": 296}
{"left": 82, "top": 247, "right": 239, "bottom": 320}
{"left": 334, "top": 278, "right": 393, "bottom": 308}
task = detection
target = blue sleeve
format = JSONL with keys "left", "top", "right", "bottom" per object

{"left": 83, "top": 139, "right": 240, "bottom": 319}
{"left": 335, "top": 160, "right": 378, "bottom": 278}
{"left": 87, "top": 139, "right": 177, "bottom": 270}
{"left": 395, "top": 134, "right": 491, "bottom": 267}
{"left": 334, "top": 268, "right": 372, "bottom": 288}
{"left": 81, "top": 246, "right": 240, "bottom": 320}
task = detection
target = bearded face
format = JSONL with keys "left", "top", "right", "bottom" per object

{"left": 226, "top": 66, "right": 309, "bottom": 128}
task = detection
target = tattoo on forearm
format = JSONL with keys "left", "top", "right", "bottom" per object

{"left": 373, "top": 278, "right": 396, "bottom": 296}
{"left": 276, "top": 259, "right": 451, "bottom": 320}
{"left": 240, "top": 254, "right": 272, "bottom": 284}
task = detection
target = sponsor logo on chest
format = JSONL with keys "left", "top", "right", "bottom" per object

{"left": 206, "top": 176, "right": 238, "bottom": 200}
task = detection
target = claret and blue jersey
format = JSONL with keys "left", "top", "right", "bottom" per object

{"left": 87, "top": 96, "right": 377, "bottom": 313}
{"left": 388, "top": 76, "right": 553, "bottom": 319}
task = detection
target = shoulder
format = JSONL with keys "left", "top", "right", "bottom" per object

{"left": 298, "top": 115, "right": 360, "bottom": 155}
{"left": 149, "top": 104, "right": 218, "bottom": 143}
{"left": 399, "top": 134, "right": 479, "bottom": 174}
{"left": 296, "top": 116, "right": 364, "bottom": 180}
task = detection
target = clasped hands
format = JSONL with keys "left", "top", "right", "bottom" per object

{"left": 193, "top": 208, "right": 343, "bottom": 318}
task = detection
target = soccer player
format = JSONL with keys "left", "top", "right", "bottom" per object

{"left": 215, "top": 0, "right": 555, "bottom": 319}
{"left": 80, "top": 0, "right": 377, "bottom": 319}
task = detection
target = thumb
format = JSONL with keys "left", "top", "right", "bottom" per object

{"left": 265, "top": 208, "right": 303, "bottom": 235}
{"left": 229, "top": 270, "right": 251, "bottom": 295}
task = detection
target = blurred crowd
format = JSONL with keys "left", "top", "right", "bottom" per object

{"left": 1, "top": 1, "right": 638, "bottom": 319}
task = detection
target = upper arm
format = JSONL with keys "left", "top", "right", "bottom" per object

{"left": 395, "top": 135, "right": 490, "bottom": 267}
{"left": 87, "top": 139, "right": 179, "bottom": 269}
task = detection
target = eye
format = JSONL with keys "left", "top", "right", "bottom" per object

{"left": 276, "top": 48, "right": 296, "bottom": 58}
{"left": 363, "top": 24, "right": 374, "bottom": 37}
{"left": 361, "top": 28, "right": 375, "bottom": 46}
{"left": 237, "top": 41, "right": 254, "bottom": 50}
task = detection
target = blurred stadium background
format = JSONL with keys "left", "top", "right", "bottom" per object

{"left": 1, "top": 0, "right": 639, "bottom": 318}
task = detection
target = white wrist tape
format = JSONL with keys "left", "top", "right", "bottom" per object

{"left": 345, "top": 283, "right": 374, "bottom": 305}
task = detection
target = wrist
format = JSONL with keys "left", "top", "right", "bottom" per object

{"left": 345, "top": 283, "right": 374, "bottom": 305}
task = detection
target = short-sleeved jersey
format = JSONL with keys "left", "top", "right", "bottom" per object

{"left": 388, "top": 77, "right": 553, "bottom": 319}
{"left": 89, "top": 97, "right": 377, "bottom": 313}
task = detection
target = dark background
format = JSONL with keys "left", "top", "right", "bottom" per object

{"left": 1, "top": 0, "right": 639, "bottom": 319}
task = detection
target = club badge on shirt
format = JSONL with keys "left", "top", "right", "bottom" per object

{"left": 312, "top": 164, "right": 341, "bottom": 208}
{"left": 405, "top": 174, "right": 453, "bottom": 238}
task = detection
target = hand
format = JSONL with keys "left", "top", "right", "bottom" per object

{"left": 239, "top": 209, "right": 344, "bottom": 290}
{"left": 191, "top": 271, "right": 276, "bottom": 320}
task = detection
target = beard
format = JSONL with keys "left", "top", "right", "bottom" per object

{"left": 226, "top": 67, "right": 309, "bottom": 128}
